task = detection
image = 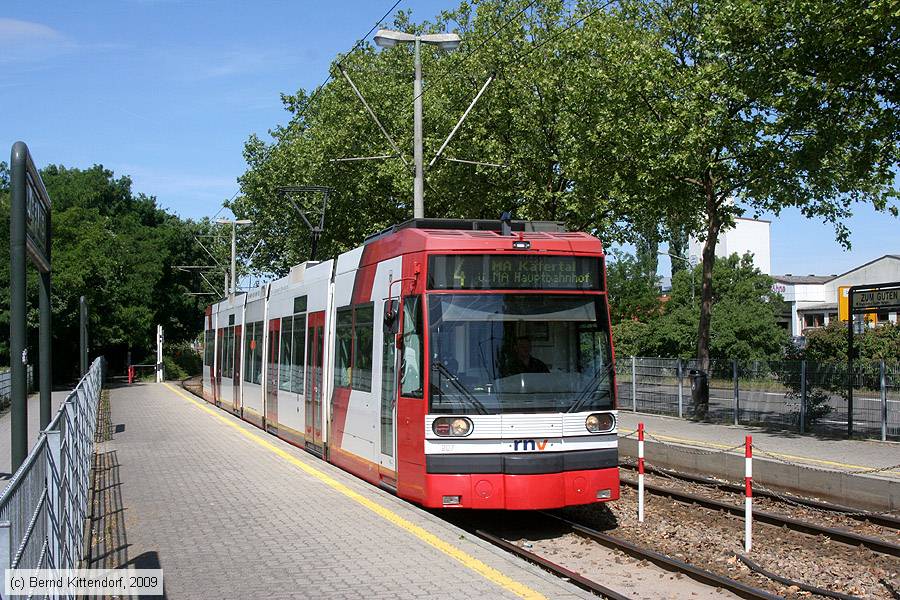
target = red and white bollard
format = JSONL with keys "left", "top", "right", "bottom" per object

{"left": 745, "top": 435, "right": 753, "bottom": 552}
{"left": 638, "top": 422, "right": 645, "bottom": 523}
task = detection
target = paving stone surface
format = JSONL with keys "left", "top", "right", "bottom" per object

{"left": 92, "top": 382, "right": 593, "bottom": 600}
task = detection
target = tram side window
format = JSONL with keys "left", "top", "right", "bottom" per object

{"left": 244, "top": 321, "right": 263, "bottom": 384}
{"left": 222, "top": 326, "right": 234, "bottom": 378}
{"left": 352, "top": 303, "right": 374, "bottom": 392}
{"left": 401, "top": 296, "right": 424, "bottom": 398}
{"left": 291, "top": 314, "right": 306, "bottom": 393}
{"left": 253, "top": 321, "right": 264, "bottom": 384}
{"left": 335, "top": 307, "right": 353, "bottom": 388}
{"left": 243, "top": 322, "right": 254, "bottom": 383}
{"left": 279, "top": 317, "right": 294, "bottom": 392}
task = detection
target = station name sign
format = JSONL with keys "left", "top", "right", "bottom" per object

{"left": 428, "top": 254, "right": 601, "bottom": 290}
{"left": 26, "top": 170, "right": 51, "bottom": 270}
{"left": 851, "top": 286, "right": 900, "bottom": 313}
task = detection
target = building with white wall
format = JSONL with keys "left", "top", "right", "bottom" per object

{"left": 773, "top": 255, "right": 900, "bottom": 337}
{"left": 689, "top": 217, "right": 772, "bottom": 274}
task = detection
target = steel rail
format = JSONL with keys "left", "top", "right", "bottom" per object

{"left": 543, "top": 513, "right": 781, "bottom": 600}
{"left": 619, "top": 475, "right": 900, "bottom": 557}
{"left": 620, "top": 462, "right": 900, "bottom": 530}
{"left": 473, "top": 529, "right": 633, "bottom": 600}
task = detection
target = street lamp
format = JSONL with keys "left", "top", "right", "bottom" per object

{"left": 374, "top": 28, "right": 461, "bottom": 219}
{"left": 659, "top": 251, "right": 698, "bottom": 300}
{"left": 216, "top": 218, "right": 252, "bottom": 295}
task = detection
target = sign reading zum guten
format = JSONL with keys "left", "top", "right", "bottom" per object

{"left": 851, "top": 286, "right": 900, "bottom": 313}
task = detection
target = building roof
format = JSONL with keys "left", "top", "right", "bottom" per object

{"left": 774, "top": 255, "right": 900, "bottom": 285}
{"left": 831, "top": 254, "right": 900, "bottom": 281}
{"left": 797, "top": 302, "right": 838, "bottom": 312}
{"left": 772, "top": 275, "right": 833, "bottom": 284}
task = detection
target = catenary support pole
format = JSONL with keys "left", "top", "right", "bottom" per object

{"left": 745, "top": 435, "right": 753, "bottom": 553}
{"left": 230, "top": 221, "right": 237, "bottom": 295}
{"left": 638, "top": 422, "right": 645, "bottom": 523}
{"left": 413, "top": 37, "right": 424, "bottom": 218}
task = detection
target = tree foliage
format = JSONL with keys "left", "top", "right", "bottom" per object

{"left": 563, "top": 0, "right": 898, "bottom": 412}
{"left": 233, "top": 1, "right": 644, "bottom": 276}
{"left": 613, "top": 253, "right": 789, "bottom": 360}
{"left": 1, "top": 163, "right": 211, "bottom": 378}
{"left": 801, "top": 321, "right": 900, "bottom": 365}
{"left": 605, "top": 249, "right": 660, "bottom": 324}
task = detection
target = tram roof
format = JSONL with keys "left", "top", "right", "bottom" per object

{"left": 364, "top": 218, "right": 567, "bottom": 243}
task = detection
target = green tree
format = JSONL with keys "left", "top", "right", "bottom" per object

{"left": 1, "top": 164, "right": 211, "bottom": 378}
{"left": 605, "top": 249, "right": 660, "bottom": 324}
{"left": 569, "top": 0, "right": 898, "bottom": 414}
{"left": 642, "top": 254, "right": 788, "bottom": 360}
{"left": 233, "top": 2, "right": 636, "bottom": 276}
{"left": 802, "top": 321, "right": 900, "bottom": 365}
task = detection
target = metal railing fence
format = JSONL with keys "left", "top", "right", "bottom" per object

{"left": 1, "top": 366, "right": 34, "bottom": 405}
{"left": 616, "top": 356, "right": 899, "bottom": 441}
{"left": 0, "top": 357, "right": 105, "bottom": 592}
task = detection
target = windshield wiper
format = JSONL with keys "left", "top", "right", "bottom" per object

{"left": 433, "top": 362, "right": 488, "bottom": 415}
{"left": 567, "top": 362, "right": 614, "bottom": 413}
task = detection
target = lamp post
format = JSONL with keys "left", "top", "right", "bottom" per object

{"left": 660, "top": 251, "right": 699, "bottom": 300}
{"left": 215, "top": 218, "right": 252, "bottom": 295}
{"left": 374, "top": 29, "right": 461, "bottom": 219}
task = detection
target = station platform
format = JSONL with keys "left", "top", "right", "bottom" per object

{"left": 617, "top": 411, "right": 900, "bottom": 512}
{"left": 88, "top": 383, "right": 592, "bottom": 600}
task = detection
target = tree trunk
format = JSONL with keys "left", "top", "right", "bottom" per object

{"left": 694, "top": 177, "right": 721, "bottom": 418}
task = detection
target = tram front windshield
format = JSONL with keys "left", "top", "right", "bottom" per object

{"left": 427, "top": 294, "right": 614, "bottom": 414}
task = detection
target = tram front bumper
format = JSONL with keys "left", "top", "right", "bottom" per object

{"left": 421, "top": 465, "right": 620, "bottom": 510}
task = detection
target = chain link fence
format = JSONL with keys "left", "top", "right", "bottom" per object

{"left": 616, "top": 356, "right": 899, "bottom": 441}
{"left": 0, "top": 357, "right": 105, "bottom": 589}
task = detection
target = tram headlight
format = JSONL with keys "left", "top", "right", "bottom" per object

{"left": 432, "top": 417, "right": 473, "bottom": 437}
{"left": 585, "top": 413, "right": 615, "bottom": 433}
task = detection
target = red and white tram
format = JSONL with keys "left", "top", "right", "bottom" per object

{"left": 202, "top": 218, "right": 620, "bottom": 509}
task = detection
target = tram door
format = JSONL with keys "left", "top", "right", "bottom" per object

{"left": 232, "top": 325, "right": 242, "bottom": 414}
{"left": 306, "top": 311, "right": 326, "bottom": 447}
{"left": 265, "top": 318, "right": 280, "bottom": 430}
{"left": 215, "top": 328, "right": 224, "bottom": 407}
{"left": 379, "top": 298, "right": 399, "bottom": 472}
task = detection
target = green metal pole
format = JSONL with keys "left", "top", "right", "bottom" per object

{"left": 39, "top": 269, "right": 52, "bottom": 429}
{"left": 9, "top": 142, "right": 28, "bottom": 469}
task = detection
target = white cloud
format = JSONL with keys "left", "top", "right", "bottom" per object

{"left": 0, "top": 18, "right": 73, "bottom": 65}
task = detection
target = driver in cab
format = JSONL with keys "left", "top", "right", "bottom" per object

{"left": 501, "top": 336, "right": 549, "bottom": 377}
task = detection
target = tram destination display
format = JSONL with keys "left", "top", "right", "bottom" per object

{"left": 428, "top": 254, "right": 601, "bottom": 290}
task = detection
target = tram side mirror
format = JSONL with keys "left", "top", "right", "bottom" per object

{"left": 384, "top": 298, "right": 400, "bottom": 334}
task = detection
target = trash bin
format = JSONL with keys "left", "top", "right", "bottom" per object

{"left": 689, "top": 369, "right": 709, "bottom": 414}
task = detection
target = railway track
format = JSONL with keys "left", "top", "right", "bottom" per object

{"left": 469, "top": 512, "right": 780, "bottom": 600}
{"left": 620, "top": 462, "right": 900, "bottom": 530}
{"left": 619, "top": 473, "right": 900, "bottom": 557}
{"left": 474, "top": 529, "right": 633, "bottom": 600}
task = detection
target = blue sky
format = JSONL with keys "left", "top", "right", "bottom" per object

{"left": 1, "top": 1, "right": 896, "bottom": 277}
